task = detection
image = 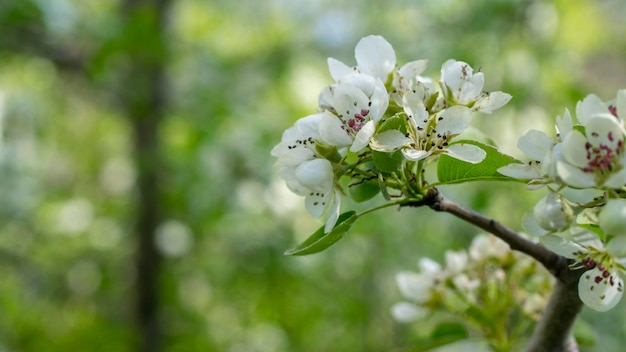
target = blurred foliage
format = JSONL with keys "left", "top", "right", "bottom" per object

{"left": 0, "top": 0, "right": 626, "bottom": 351}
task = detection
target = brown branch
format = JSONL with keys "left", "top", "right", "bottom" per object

{"left": 523, "top": 279, "right": 583, "bottom": 352}
{"left": 404, "top": 188, "right": 584, "bottom": 352}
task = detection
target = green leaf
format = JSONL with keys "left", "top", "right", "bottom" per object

{"left": 378, "top": 114, "right": 407, "bottom": 133}
{"left": 284, "top": 211, "right": 358, "bottom": 256}
{"left": 412, "top": 322, "right": 470, "bottom": 351}
{"left": 431, "top": 322, "right": 469, "bottom": 341}
{"left": 436, "top": 140, "right": 524, "bottom": 185}
{"left": 349, "top": 180, "right": 380, "bottom": 202}
{"left": 373, "top": 150, "right": 404, "bottom": 173}
{"left": 578, "top": 223, "right": 605, "bottom": 239}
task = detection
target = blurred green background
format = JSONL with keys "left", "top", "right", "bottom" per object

{"left": 1, "top": 0, "right": 625, "bottom": 351}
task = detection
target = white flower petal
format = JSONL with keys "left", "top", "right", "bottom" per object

{"left": 617, "top": 89, "right": 626, "bottom": 120}
{"left": 469, "top": 234, "right": 509, "bottom": 260}
{"left": 539, "top": 234, "right": 583, "bottom": 258}
{"left": 556, "top": 161, "right": 596, "bottom": 188}
{"left": 324, "top": 191, "right": 342, "bottom": 233}
{"left": 295, "top": 159, "right": 333, "bottom": 193}
{"left": 578, "top": 267, "right": 624, "bottom": 312}
{"left": 327, "top": 57, "right": 352, "bottom": 81}
{"left": 294, "top": 113, "right": 323, "bottom": 139}
{"left": 333, "top": 84, "right": 370, "bottom": 118}
{"left": 441, "top": 60, "right": 484, "bottom": 104}
{"left": 318, "top": 112, "right": 352, "bottom": 147}
{"left": 599, "top": 199, "right": 626, "bottom": 236}
{"left": 518, "top": 129, "right": 553, "bottom": 161}
{"left": 473, "top": 91, "right": 512, "bottom": 113}
{"left": 304, "top": 190, "right": 331, "bottom": 218}
{"left": 437, "top": 106, "right": 472, "bottom": 135}
{"left": 369, "top": 78, "right": 390, "bottom": 121}
{"left": 402, "top": 91, "right": 429, "bottom": 128}
{"left": 556, "top": 108, "right": 573, "bottom": 137}
{"left": 339, "top": 72, "right": 377, "bottom": 96}
{"left": 445, "top": 143, "right": 486, "bottom": 164}
{"left": 607, "top": 235, "right": 626, "bottom": 259}
{"left": 391, "top": 302, "right": 427, "bottom": 323}
{"left": 354, "top": 35, "right": 396, "bottom": 81}
{"left": 418, "top": 257, "right": 442, "bottom": 274}
{"left": 402, "top": 148, "right": 429, "bottom": 161}
{"left": 396, "top": 271, "right": 431, "bottom": 302}
{"left": 398, "top": 60, "right": 428, "bottom": 81}
{"left": 271, "top": 141, "right": 315, "bottom": 166}
{"left": 445, "top": 250, "right": 468, "bottom": 274}
{"left": 318, "top": 85, "right": 334, "bottom": 111}
{"left": 370, "top": 130, "right": 412, "bottom": 152}
{"left": 604, "top": 167, "right": 626, "bottom": 188}
{"left": 576, "top": 94, "right": 607, "bottom": 125}
{"left": 279, "top": 166, "right": 309, "bottom": 196}
{"left": 521, "top": 210, "right": 549, "bottom": 236}
{"left": 497, "top": 163, "right": 541, "bottom": 180}
{"left": 585, "top": 113, "right": 624, "bottom": 150}
{"left": 562, "top": 130, "right": 590, "bottom": 168}
{"left": 350, "top": 120, "right": 376, "bottom": 152}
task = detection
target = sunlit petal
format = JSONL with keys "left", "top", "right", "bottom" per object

{"left": 354, "top": 35, "right": 396, "bottom": 81}
{"left": 518, "top": 129, "right": 553, "bottom": 161}
{"left": 350, "top": 120, "right": 375, "bottom": 152}
{"left": 445, "top": 143, "right": 486, "bottom": 164}
{"left": 370, "top": 130, "right": 412, "bottom": 152}
{"left": 578, "top": 267, "right": 624, "bottom": 312}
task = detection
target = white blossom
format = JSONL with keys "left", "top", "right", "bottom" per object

{"left": 318, "top": 73, "right": 389, "bottom": 152}
{"left": 556, "top": 91, "right": 626, "bottom": 189}
{"left": 271, "top": 115, "right": 341, "bottom": 232}
{"left": 440, "top": 59, "right": 511, "bottom": 112}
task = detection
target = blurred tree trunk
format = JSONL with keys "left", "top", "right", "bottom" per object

{"left": 120, "top": 0, "right": 171, "bottom": 351}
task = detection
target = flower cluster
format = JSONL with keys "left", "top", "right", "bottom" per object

{"left": 499, "top": 90, "right": 626, "bottom": 311}
{"left": 392, "top": 234, "right": 552, "bottom": 347}
{"left": 272, "top": 35, "right": 511, "bottom": 232}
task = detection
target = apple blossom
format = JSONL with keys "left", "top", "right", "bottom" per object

{"left": 318, "top": 74, "right": 388, "bottom": 152}
{"left": 271, "top": 115, "right": 341, "bottom": 232}
{"left": 440, "top": 59, "right": 511, "bottom": 112}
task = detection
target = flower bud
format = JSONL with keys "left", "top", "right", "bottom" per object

{"left": 532, "top": 193, "right": 573, "bottom": 231}
{"left": 599, "top": 199, "right": 626, "bottom": 236}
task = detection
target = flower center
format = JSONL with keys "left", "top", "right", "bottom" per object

{"left": 341, "top": 108, "right": 369, "bottom": 136}
{"left": 583, "top": 137, "right": 624, "bottom": 174}
{"left": 580, "top": 255, "right": 622, "bottom": 289}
